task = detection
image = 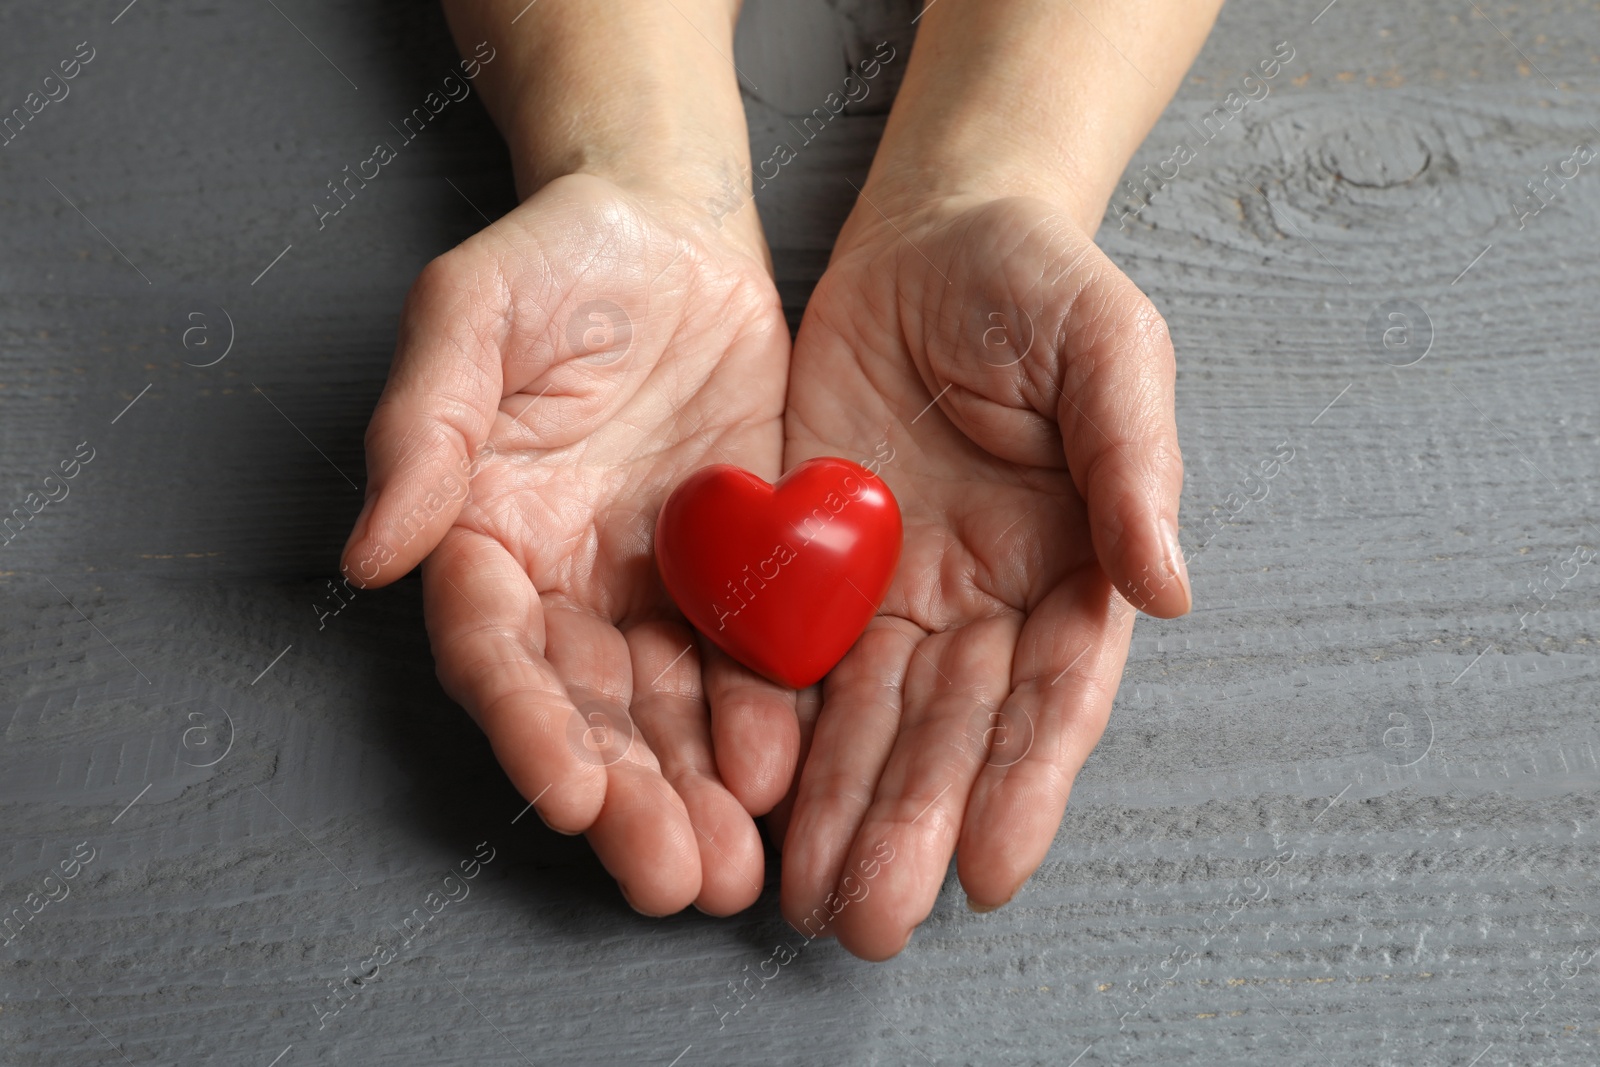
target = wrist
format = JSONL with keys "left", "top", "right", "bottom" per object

{"left": 853, "top": 154, "right": 1108, "bottom": 242}
{"left": 444, "top": 0, "right": 768, "bottom": 261}
{"left": 501, "top": 114, "right": 770, "bottom": 265}
{"left": 843, "top": 0, "right": 1225, "bottom": 242}
{"left": 508, "top": 141, "right": 769, "bottom": 260}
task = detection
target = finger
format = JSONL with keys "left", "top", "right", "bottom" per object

{"left": 919, "top": 208, "right": 1189, "bottom": 618}
{"left": 703, "top": 644, "right": 800, "bottom": 817}
{"left": 828, "top": 618, "right": 1018, "bottom": 961}
{"left": 541, "top": 594, "right": 635, "bottom": 707}
{"left": 778, "top": 619, "right": 918, "bottom": 941}
{"left": 584, "top": 755, "right": 704, "bottom": 917}
{"left": 422, "top": 527, "right": 605, "bottom": 834}
{"left": 1053, "top": 266, "right": 1190, "bottom": 618}
{"left": 958, "top": 571, "right": 1133, "bottom": 910}
{"left": 627, "top": 621, "right": 765, "bottom": 916}
{"left": 537, "top": 597, "right": 703, "bottom": 915}
{"left": 763, "top": 682, "right": 822, "bottom": 846}
{"left": 342, "top": 250, "right": 508, "bottom": 588}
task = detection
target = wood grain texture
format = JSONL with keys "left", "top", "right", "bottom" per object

{"left": 2, "top": 0, "right": 1597, "bottom": 1064}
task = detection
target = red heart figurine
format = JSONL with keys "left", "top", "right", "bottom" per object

{"left": 654, "top": 458, "right": 903, "bottom": 689}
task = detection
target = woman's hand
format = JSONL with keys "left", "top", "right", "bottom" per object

{"left": 776, "top": 190, "right": 1188, "bottom": 959}
{"left": 764, "top": 0, "right": 1220, "bottom": 963}
{"left": 345, "top": 0, "right": 797, "bottom": 916}
{"left": 343, "top": 173, "right": 795, "bottom": 917}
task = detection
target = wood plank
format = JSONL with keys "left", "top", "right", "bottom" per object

{"left": 1, "top": 0, "right": 1596, "bottom": 1064}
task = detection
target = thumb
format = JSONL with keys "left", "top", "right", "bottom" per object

{"left": 901, "top": 198, "right": 1190, "bottom": 617}
{"left": 340, "top": 253, "right": 506, "bottom": 589}
{"left": 1053, "top": 270, "right": 1190, "bottom": 618}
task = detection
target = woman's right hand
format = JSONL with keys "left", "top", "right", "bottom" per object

{"left": 343, "top": 0, "right": 796, "bottom": 916}
{"left": 342, "top": 172, "right": 795, "bottom": 917}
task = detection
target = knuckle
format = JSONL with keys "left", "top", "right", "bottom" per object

{"left": 1119, "top": 291, "right": 1175, "bottom": 371}
{"left": 405, "top": 252, "right": 508, "bottom": 349}
{"left": 404, "top": 254, "right": 462, "bottom": 324}
{"left": 410, "top": 250, "right": 471, "bottom": 309}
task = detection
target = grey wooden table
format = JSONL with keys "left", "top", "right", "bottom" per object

{"left": 3, "top": 0, "right": 1597, "bottom": 1064}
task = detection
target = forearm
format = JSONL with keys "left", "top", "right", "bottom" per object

{"left": 858, "top": 0, "right": 1225, "bottom": 235}
{"left": 439, "top": 0, "right": 764, "bottom": 254}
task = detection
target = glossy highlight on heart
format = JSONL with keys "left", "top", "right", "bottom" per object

{"left": 654, "top": 458, "right": 903, "bottom": 689}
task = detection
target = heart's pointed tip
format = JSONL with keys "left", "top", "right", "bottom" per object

{"left": 770, "top": 665, "right": 827, "bottom": 691}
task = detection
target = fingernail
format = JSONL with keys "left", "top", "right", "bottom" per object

{"left": 1159, "top": 517, "right": 1193, "bottom": 612}
{"left": 619, "top": 883, "right": 667, "bottom": 918}
{"left": 966, "top": 896, "right": 1001, "bottom": 914}
{"left": 535, "top": 809, "right": 580, "bottom": 836}
{"left": 345, "top": 495, "right": 376, "bottom": 553}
